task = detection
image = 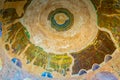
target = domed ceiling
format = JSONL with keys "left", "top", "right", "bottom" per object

{"left": 0, "top": 0, "right": 120, "bottom": 80}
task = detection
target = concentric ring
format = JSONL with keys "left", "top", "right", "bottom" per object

{"left": 48, "top": 8, "right": 74, "bottom": 31}
{"left": 21, "top": 0, "right": 98, "bottom": 54}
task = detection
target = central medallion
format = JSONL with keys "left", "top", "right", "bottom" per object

{"left": 54, "top": 13, "right": 68, "bottom": 25}
{"left": 48, "top": 8, "right": 74, "bottom": 31}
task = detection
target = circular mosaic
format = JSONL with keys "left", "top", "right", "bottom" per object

{"left": 0, "top": 0, "right": 120, "bottom": 79}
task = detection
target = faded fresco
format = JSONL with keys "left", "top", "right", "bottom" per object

{"left": 0, "top": 0, "right": 120, "bottom": 80}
